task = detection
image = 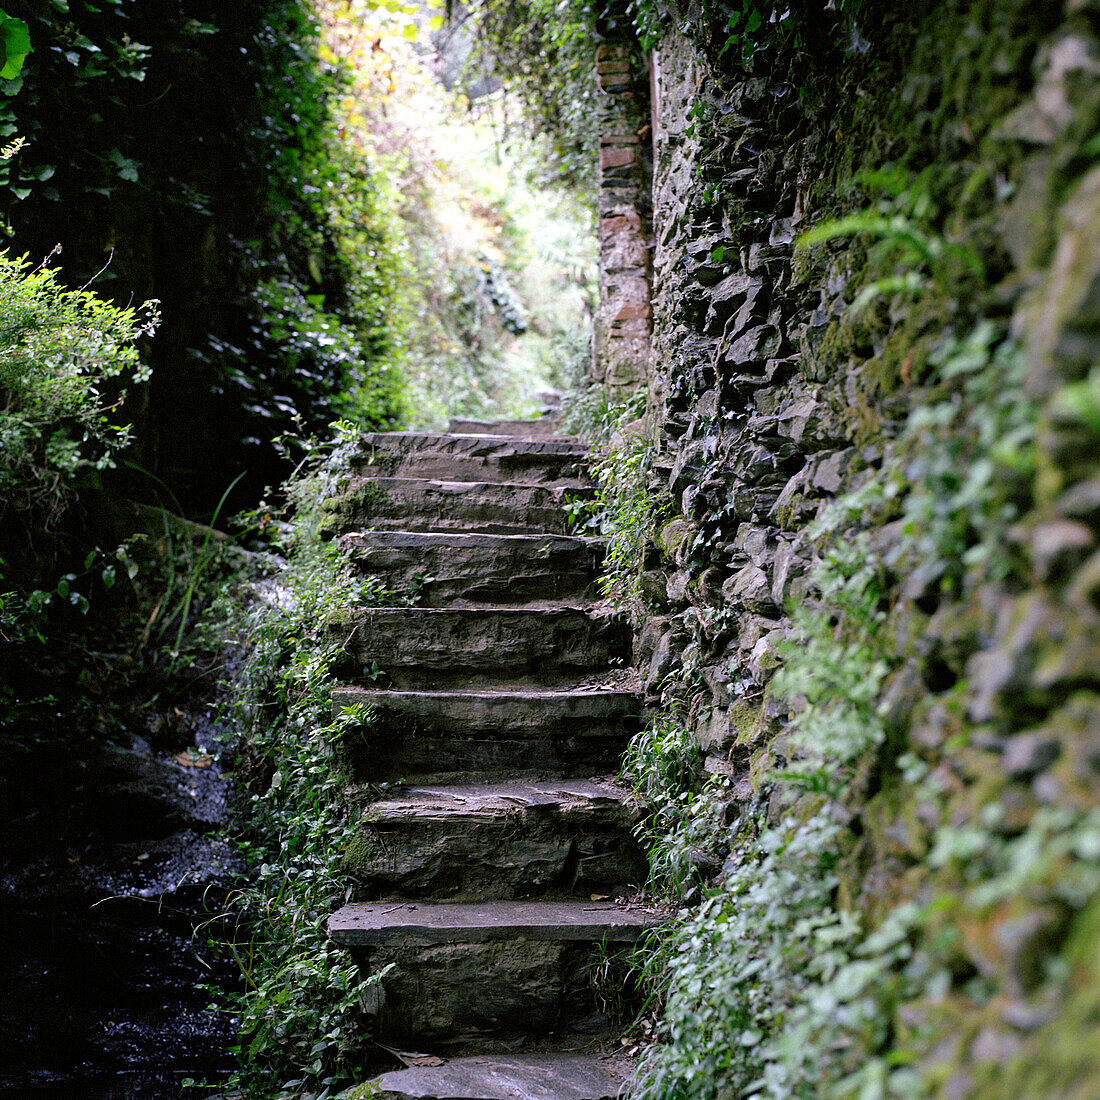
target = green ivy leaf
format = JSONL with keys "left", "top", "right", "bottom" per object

{"left": 0, "top": 15, "right": 31, "bottom": 81}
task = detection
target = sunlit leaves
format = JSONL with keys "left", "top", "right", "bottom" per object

{"left": 0, "top": 12, "right": 31, "bottom": 80}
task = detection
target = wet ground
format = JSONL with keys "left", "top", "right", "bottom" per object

{"left": 0, "top": 685, "right": 241, "bottom": 1098}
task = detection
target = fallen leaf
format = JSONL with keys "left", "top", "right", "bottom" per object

{"left": 176, "top": 752, "right": 213, "bottom": 768}
{"left": 590, "top": 893, "right": 609, "bottom": 901}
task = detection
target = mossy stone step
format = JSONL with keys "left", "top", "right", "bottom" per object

{"left": 447, "top": 415, "right": 566, "bottom": 439}
{"left": 343, "top": 779, "right": 645, "bottom": 901}
{"left": 339, "top": 530, "right": 604, "bottom": 607}
{"left": 320, "top": 477, "right": 593, "bottom": 537}
{"left": 352, "top": 432, "right": 590, "bottom": 486}
{"left": 328, "top": 606, "right": 632, "bottom": 689}
{"left": 343, "top": 1053, "right": 632, "bottom": 1100}
{"left": 331, "top": 684, "right": 641, "bottom": 783}
{"left": 330, "top": 901, "right": 657, "bottom": 1045}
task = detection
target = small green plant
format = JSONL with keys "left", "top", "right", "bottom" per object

{"left": 562, "top": 493, "right": 601, "bottom": 532}
{"left": 796, "top": 167, "right": 984, "bottom": 311}
{"left": 590, "top": 407, "right": 667, "bottom": 609}
{"left": 586, "top": 934, "right": 644, "bottom": 1025}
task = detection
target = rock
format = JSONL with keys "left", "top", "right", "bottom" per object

{"left": 1003, "top": 731, "right": 1062, "bottom": 778}
{"left": 666, "top": 570, "right": 691, "bottom": 603}
{"left": 965, "top": 592, "right": 1066, "bottom": 721}
{"left": 639, "top": 569, "right": 668, "bottom": 608}
{"left": 699, "top": 707, "right": 731, "bottom": 754}
{"left": 646, "top": 628, "right": 680, "bottom": 694}
{"left": 747, "top": 632, "right": 784, "bottom": 682}
{"left": 722, "top": 563, "right": 776, "bottom": 613}
{"left": 1066, "top": 548, "right": 1100, "bottom": 609}
{"left": 703, "top": 273, "right": 763, "bottom": 336}
{"left": 1024, "top": 163, "right": 1100, "bottom": 402}
{"left": 809, "top": 450, "right": 851, "bottom": 493}
{"left": 730, "top": 524, "right": 773, "bottom": 564}
{"left": 320, "top": 477, "right": 588, "bottom": 538}
{"left": 702, "top": 662, "right": 733, "bottom": 707}
{"left": 1029, "top": 519, "right": 1095, "bottom": 582}
{"left": 657, "top": 517, "right": 695, "bottom": 561}
{"left": 771, "top": 540, "right": 807, "bottom": 606}
{"left": 719, "top": 324, "right": 783, "bottom": 367}
{"left": 346, "top": 1054, "right": 633, "bottom": 1100}
{"left": 1056, "top": 475, "right": 1100, "bottom": 525}
{"left": 994, "top": 31, "right": 1100, "bottom": 146}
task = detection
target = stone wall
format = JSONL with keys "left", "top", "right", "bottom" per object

{"left": 592, "top": 39, "right": 653, "bottom": 396}
{"left": 633, "top": 1, "right": 1100, "bottom": 1088}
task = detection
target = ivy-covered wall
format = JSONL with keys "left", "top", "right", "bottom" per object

{"left": 632, "top": 0, "right": 1100, "bottom": 1093}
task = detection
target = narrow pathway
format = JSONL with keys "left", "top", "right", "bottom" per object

{"left": 324, "top": 418, "right": 651, "bottom": 1099}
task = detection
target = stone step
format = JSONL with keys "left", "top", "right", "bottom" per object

{"left": 347, "top": 1053, "right": 633, "bottom": 1100}
{"left": 332, "top": 684, "right": 641, "bottom": 784}
{"left": 447, "top": 416, "right": 565, "bottom": 440}
{"left": 320, "top": 477, "right": 594, "bottom": 537}
{"left": 330, "top": 898, "right": 654, "bottom": 946}
{"left": 338, "top": 531, "right": 604, "bottom": 607}
{"left": 352, "top": 432, "right": 590, "bottom": 487}
{"left": 329, "top": 607, "right": 631, "bottom": 689}
{"left": 329, "top": 900, "right": 657, "bottom": 1045}
{"left": 343, "top": 779, "right": 645, "bottom": 901}
{"left": 325, "top": 902, "right": 651, "bottom": 1047}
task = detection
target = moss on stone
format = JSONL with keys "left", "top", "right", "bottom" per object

{"left": 965, "top": 893, "right": 1100, "bottom": 1098}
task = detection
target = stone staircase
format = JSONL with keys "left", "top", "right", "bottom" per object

{"left": 324, "top": 419, "right": 652, "bottom": 1100}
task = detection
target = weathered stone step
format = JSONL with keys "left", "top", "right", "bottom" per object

{"left": 329, "top": 607, "right": 631, "bottom": 689}
{"left": 332, "top": 684, "right": 641, "bottom": 783}
{"left": 320, "top": 477, "right": 593, "bottom": 537}
{"left": 330, "top": 900, "right": 656, "bottom": 1045}
{"left": 331, "top": 898, "right": 653, "bottom": 946}
{"left": 339, "top": 531, "right": 604, "bottom": 606}
{"left": 447, "top": 416, "right": 565, "bottom": 439}
{"left": 352, "top": 432, "right": 589, "bottom": 486}
{"left": 343, "top": 779, "right": 645, "bottom": 901}
{"left": 347, "top": 1053, "right": 632, "bottom": 1100}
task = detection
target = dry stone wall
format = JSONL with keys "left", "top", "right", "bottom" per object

{"left": 632, "top": 0, "right": 1100, "bottom": 1089}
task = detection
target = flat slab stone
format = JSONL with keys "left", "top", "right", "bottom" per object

{"left": 329, "top": 900, "right": 657, "bottom": 947}
{"left": 344, "top": 779, "right": 644, "bottom": 900}
{"left": 447, "top": 416, "right": 567, "bottom": 439}
{"left": 352, "top": 432, "right": 589, "bottom": 487}
{"left": 328, "top": 606, "right": 632, "bottom": 688}
{"left": 319, "top": 477, "right": 593, "bottom": 537}
{"left": 332, "top": 684, "right": 641, "bottom": 783}
{"left": 346, "top": 1054, "right": 632, "bottom": 1100}
{"left": 339, "top": 530, "right": 603, "bottom": 606}
{"left": 362, "top": 777, "right": 635, "bottom": 816}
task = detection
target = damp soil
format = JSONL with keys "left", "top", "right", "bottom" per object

{"left": 0, "top": 658, "right": 242, "bottom": 1099}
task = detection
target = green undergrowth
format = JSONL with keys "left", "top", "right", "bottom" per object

{"left": 561, "top": 384, "right": 667, "bottom": 609}
{"left": 207, "top": 425, "right": 395, "bottom": 1099}
{"left": 0, "top": 250, "right": 160, "bottom": 752}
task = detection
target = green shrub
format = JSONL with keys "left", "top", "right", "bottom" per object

{"left": 0, "top": 251, "right": 156, "bottom": 528}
